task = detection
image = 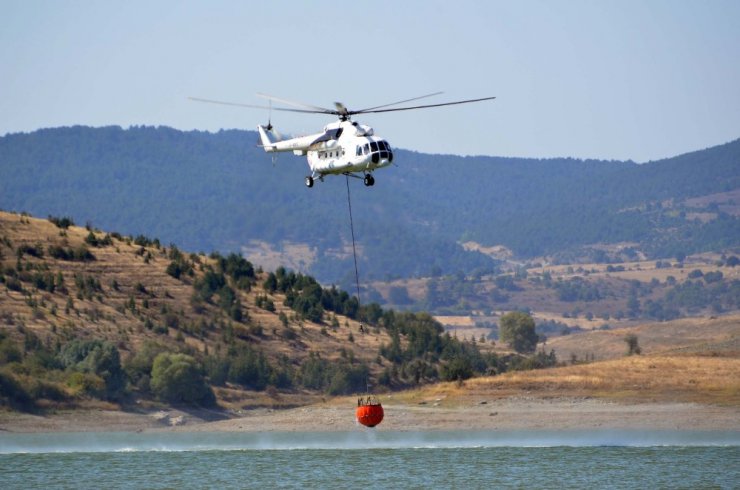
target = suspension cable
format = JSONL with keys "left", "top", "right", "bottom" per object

{"left": 345, "top": 175, "right": 361, "bottom": 309}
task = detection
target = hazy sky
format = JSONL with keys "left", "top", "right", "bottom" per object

{"left": 2, "top": 0, "right": 739, "bottom": 161}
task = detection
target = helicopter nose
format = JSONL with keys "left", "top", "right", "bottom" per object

{"left": 370, "top": 151, "right": 393, "bottom": 167}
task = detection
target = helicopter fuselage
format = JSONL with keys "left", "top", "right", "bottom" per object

{"left": 258, "top": 119, "right": 393, "bottom": 187}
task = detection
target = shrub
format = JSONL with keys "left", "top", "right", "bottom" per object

{"left": 688, "top": 269, "right": 704, "bottom": 279}
{"left": 228, "top": 348, "right": 273, "bottom": 390}
{"left": 0, "top": 338, "right": 23, "bottom": 364}
{"left": 326, "top": 363, "right": 369, "bottom": 395}
{"left": 66, "top": 371, "right": 106, "bottom": 397}
{"left": 26, "top": 378, "right": 68, "bottom": 402}
{"left": 440, "top": 356, "right": 473, "bottom": 381}
{"left": 624, "top": 334, "right": 641, "bottom": 355}
{"left": 5, "top": 276, "right": 24, "bottom": 292}
{"left": 48, "top": 245, "right": 95, "bottom": 262}
{"left": 58, "top": 340, "right": 126, "bottom": 400}
{"left": 48, "top": 215, "right": 75, "bottom": 229}
{"left": 218, "top": 253, "right": 255, "bottom": 283}
{"left": 124, "top": 341, "right": 168, "bottom": 392}
{"left": 150, "top": 353, "right": 215, "bottom": 406}
{"left": 704, "top": 271, "right": 723, "bottom": 283}
{"left": 84, "top": 231, "right": 100, "bottom": 247}
{"left": 193, "top": 271, "right": 226, "bottom": 302}
{"left": 298, "top": 353, "right": 368, "bottom": 394}
{"left": 299, "top": 352, "right": 330, "bottom": 390}
{"left": 203, "top": 356, "right": 230, "bottom": 386}
{"left": 166, "top": 260, "right": 184, "bottom": 279}
{"left": 16, "top": 243, "right": 44, "bottom": 258}
{"left": 0, "top": 369, "right": 34, "bottom": 410}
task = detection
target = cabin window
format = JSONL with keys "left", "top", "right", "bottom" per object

{"left": 356, "top": 146, "right": 361, "bottom": 156}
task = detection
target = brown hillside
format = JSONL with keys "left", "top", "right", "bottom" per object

{"left": 403, "top": 355, "right": 740, "bottom": 406}
{"left": 370, "top": 248, "right": 739, "bottom": 335}
{"left": 546, "top": 314, "right": 740, "bottom": 361}
{"left": 0, "top": 211, "right": 391, "bottom": 408}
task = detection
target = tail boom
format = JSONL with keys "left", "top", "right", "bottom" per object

{"left": 257, "top": 125, "right": 319, "bottom": 154}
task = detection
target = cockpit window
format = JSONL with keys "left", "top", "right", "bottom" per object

{"left": 370, "top": 142, "right": 378, "bottom": 152}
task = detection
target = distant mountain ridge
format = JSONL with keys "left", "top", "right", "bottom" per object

{"left": 1, "top": 126, "right": 738, "bottom": 284}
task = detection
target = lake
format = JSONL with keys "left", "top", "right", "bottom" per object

{"left": 1, "top": 430, "right": 738, "bottom": 489}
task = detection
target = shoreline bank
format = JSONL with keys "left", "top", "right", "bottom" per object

{"left": 1, "top": 397, "right": 738, "bottom": 434}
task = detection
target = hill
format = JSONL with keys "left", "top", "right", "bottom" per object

{"left": 0, "top": 210, "right": 511, "bottom": 411}
{"left": 374, "top": 250, "right": 740, "bottom": 342}
{"left": 545, "top": 314, "right": 740, "bottom": 361}
{"left": 401, "top": 354, "right": 740, "bottom": 409}
{"left": 1, "top": 126, "right": 738, "bottom": 286}
{"left": 1, "top": 214, "right": 736, "bottom": 426}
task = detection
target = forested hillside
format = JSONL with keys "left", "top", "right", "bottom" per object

{"left": 1, "top": 126, "right": 738, "bottom": 285}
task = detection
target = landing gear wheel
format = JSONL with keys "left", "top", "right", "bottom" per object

{"left": 363, "top": 174, "right": 375, "bottom": 187}
{"left": 305, "top": 176, "right": 314, "bottom": 188}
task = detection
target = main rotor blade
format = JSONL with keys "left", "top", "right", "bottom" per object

{"left": 355, "top": 91, "right": 444, "bottom": 113}
{"left": 255, "top": 93, "right": 335, "bottom": 113}
{"left": 188, "top": 97, "right": 330, "bottom": 114}
{"left": 352, "top": 96, "right": 496, "bottom": 115}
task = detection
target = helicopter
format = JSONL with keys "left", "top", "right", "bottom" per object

{"left": 189, "top": 92, "right": 495, "bottom": 188}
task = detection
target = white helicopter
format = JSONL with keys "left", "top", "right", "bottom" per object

{"left": 189, "top": 92, "right": 495, "bottom": 188}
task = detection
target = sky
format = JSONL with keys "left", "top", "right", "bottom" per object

{"left": 1, "top": 0, "right": 739, "bottom": 162}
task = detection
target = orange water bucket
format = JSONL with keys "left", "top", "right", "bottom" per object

{"left": 356, "top": 397, "right": 384, "bottom": 428}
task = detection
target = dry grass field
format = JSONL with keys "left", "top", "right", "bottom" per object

{"left": 546, "top": 314, "right": 740, "bottom": 361}
{"left": 402, "top": 355, "right": 740, "bottom": 407}
{"left": 398, "top": 314, "right": 740, "bottom": 408}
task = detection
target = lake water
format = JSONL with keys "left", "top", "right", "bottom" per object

{"left": 1, "top": 430, "right": 738, "bottom": 489}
